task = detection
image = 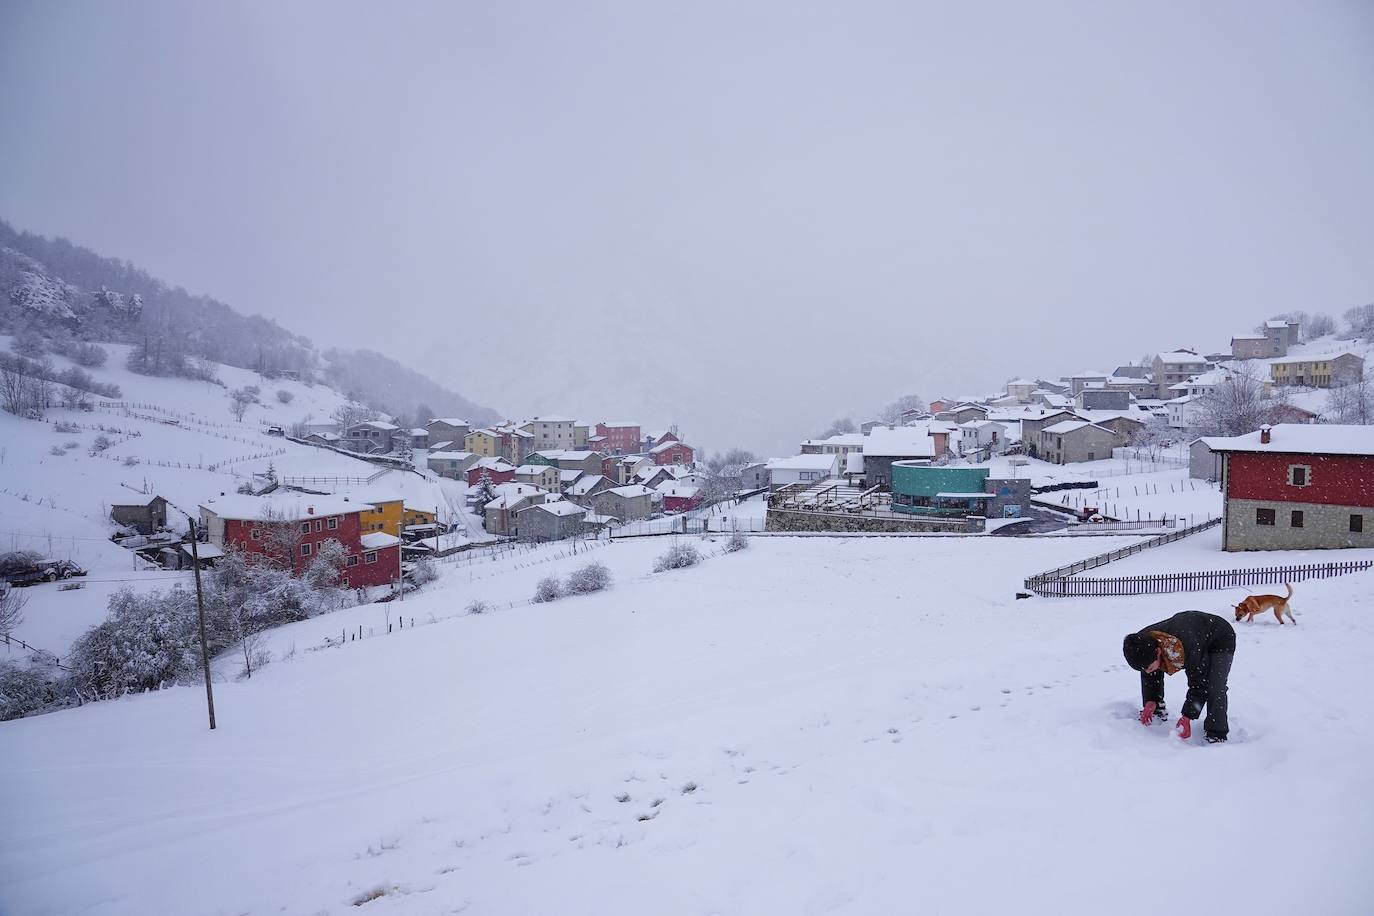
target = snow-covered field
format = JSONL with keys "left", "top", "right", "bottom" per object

{"left": 3, "top": 534, "right": 1371, "bottom": 916}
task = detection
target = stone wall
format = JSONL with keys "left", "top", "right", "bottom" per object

{"left": 766, "top": 509, "right": 980, "bottom": 534}
{"left": 1224, "top": 498, "right": 1374, "bottom": 551}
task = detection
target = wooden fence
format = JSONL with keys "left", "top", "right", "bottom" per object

{"left": 1029, "top": 560, "right": 1374, "bottom": 597}
{"left": 1026, "top": 517, "right": 1221, "bottom": 586}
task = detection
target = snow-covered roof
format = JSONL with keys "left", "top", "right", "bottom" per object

{"left": 568, "top": 475, "right": 610, "bottom": 496}
{"left": 408, "top": 428, "right": 427, "bottom": 436}
{"left": 360, "top": 532, "right": 401, "bottom": 550}
{"left": 428, "top": 418, "right": 469, "bottom": 426}
{"left": 766, "top": 454, "right": 840, "bottom": 472}
{"left": 960, "top": 419, "right": 1004, "bottom": 430}
{"left": 348, "top": 421, "right": 399, "bottom": 431}
{"left": 428, "top": 450, "right": 473, "bottom": 461}
{"left": 660, "top": 485, "right": 700, "bottom": 499}
{"left": 862, "top": 427, "right": 936, "bottom": 458}
{"left": 473, "top": 457, "right": 515, "bottom": 471}
{"left": 526, "top": 415, "right": 576, "bottom": 423}
{"left": 650, "top": 440, "right": 689, "bottom": 454}
{"left": 428, "top": 440, "right": 454, "bottom": 451}
{"left": 619, "top": 455, "right": 648, "bottom": 466}
{"left": 600, "top": 421, "right": 640, "bottom": 429}
{"left": 1042, "top": 420, "right": 1116, "bottom": 436}
{"left": 1157, "top": 351, "right": 1209, "bottom": 364}
{"left": 1230, "top": 334, "right": 1266, "bottom": 342}
{"left": 306, "top": 431, "right": 341, "bottom": 441}
{"left": 522, "top": 500, "right": 585, "bottom": 517}
{"left": 1265, "top": 320, "right": 1291, "bottom": 329}
{"left": 1201, "top": 424, "right": 1374, "bottom": 457}
{"left": 514, "top": 464, "right": 556, "bottom": 476}
{"left": 108, "top": 487, "right": 161, "bottom": 507}
{"left": 1269, "top": 351, "right": 1362, "bottom": 365}
{"left": 1077, "top": 409, "right": 1144, "bottom": 426}
{"left": 1070, "top": 370, "right": 1108, "bottom": 378}
{"left": 1005, "top": 378, "right": 1036, "bottom": 387}
{"left": 608, "top": 485, "right": 654, "bottom": 498}
{"left": 200, "top": 494, "right": 360, "bottom": 521}
{"left": 801, "top": 433, "right": 866, "bottom": 448}
{"left": 559, "top": 469, "right": 582, "bottom": 482}
{"left": 180, "top": 542, "right": 225, "bottom": 559}
{"left": 556, "top": 450, "right": 599, "bottom": 460}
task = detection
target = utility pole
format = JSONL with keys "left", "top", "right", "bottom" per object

{"left": 187, "top": 518, "right": 216, "bottom": 730}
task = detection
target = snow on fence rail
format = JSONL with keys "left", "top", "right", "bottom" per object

{"left": 1024, "top": 517, "right": 1221, "bottom": 589}
{"left": 1028, "top": 560, "right": 1374, "bottom": 597}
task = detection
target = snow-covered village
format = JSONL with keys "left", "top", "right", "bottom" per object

{"left": 2, "top": 4, "right": 1373, "bottom": 916}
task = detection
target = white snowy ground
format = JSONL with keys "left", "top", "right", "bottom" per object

{"left": 2, "top": 535, "right": 1371, "bottom": 916}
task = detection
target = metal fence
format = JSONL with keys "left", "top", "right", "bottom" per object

{"left": 1029, "top": 560, "right": 1373, "bottom": 597}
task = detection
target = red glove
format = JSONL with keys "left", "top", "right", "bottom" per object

{"left": 1138, "top": 701, "right": 1157, "bottom": 725}
{"left": 1176, "top": 717, "right": 1191, "bottom": 740}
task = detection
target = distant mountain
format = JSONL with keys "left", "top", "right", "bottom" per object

{"left": 0, "top": 218, "right": 499, "bottom": 424}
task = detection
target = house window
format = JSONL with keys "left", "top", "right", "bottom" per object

{"left": 347, "top": 555, "right": 359, "bottom": 567}
{"left": 1290, "top": 510, "right": 1304, "bottom": 528}
{"left": 327, "top": 517, "right": 338, "bottom": 530}
{"left": 314, "top": 519, "right": 323, "bottom": 532}
{"left": 1352, "top": 514, "right": 1364, "bottom": 533}
{"left": 365, "top": 551, "right": 378, "bottom": 564}
{"left": 1087, "top": 452, "right": 1095, "bottom": 461}
{"left": 1287, "top": 465, "right": 1311, "bottom": 487}
{"left": 300, "top": 522, "right": 310, "bottom": 533}
{"left": 300, "top": 543, "right": 312, "bottom": 556}
{"left": 250, "top": 529, "right": 260, "bottom": 540}
{"left": 1256, "top": 508, "right": 1275, "bottom": 526}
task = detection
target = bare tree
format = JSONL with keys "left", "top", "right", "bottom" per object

{"left": 1327, "top": 375, "right": 1374, "bottom": 425}
{"left": 1345, "top": 304, "right": 1374, "bottom": 342}
{"left": 228, "top": 386, "right": 259, "bottom": 421}
{"left": 818, "top": 417, "right": 857, "bottom": 438}
{"left": 0, "top": 585, "right": 27, "bottom": 638}
{"left": 877, "top": 394, "right": 928, "bottom": 424}
{"left": 0, "top": 361, "right": 30, "bottom": 414}
{"left": 331, "top": 401, "right": 381, "bottom": 431}
{"left": 1193, "top": 364, "right": 1275, "bottom": 436}
{"left": 257, "top": 507, "right": 305, "bottom": 574}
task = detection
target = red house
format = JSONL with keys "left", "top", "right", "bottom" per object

{"left": 661, "top": 484, "right": 703, "bottom": 513}
{"left": 1201, "top": 424, "right": 1374, "bottom": 551}
{"left": 650, "top": 439, "right": 695, "bottom": 466}
{"left": 595, "top": 422, "right": 642, "bottom": 456}
{"left": 198, "top": 494, "right": 401, "bottom": 588}
{"left": 466, "top": 457, "right": 517, "bottom": 487}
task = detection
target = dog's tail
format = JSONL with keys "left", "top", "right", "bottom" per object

{"left": 1284, "top": 582, "right": 1293, "bottom": 601}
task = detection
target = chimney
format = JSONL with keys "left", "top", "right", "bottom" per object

{"left": 1259, "top": 425, "right": 1272, "bottom": 444}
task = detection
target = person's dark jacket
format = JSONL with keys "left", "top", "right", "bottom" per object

{"left": 1137, "top": 611, "right": 1236, "bottom": 720}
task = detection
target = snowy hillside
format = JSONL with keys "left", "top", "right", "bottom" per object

{"left": 0, "top": 334, "right": 479, "bottom": 659}
{"left": 2, "top": 534, "right": 1371, "bottom": 915}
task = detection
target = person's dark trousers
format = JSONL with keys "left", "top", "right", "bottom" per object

{"left": 1203, "top": 651, "right": 1233, "bottom": 740}
{"left": 1140, "top": 670, "right": 1165, "bottom": 710}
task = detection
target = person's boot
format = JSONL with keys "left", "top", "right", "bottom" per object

{"left": 1205, "top": 734, "right": 1227, "bottom": 744}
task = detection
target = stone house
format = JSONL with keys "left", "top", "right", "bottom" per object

{"left": 426, "top": 418, "right": 470, "bottom": 447}
{"left": 566, "top": 474, "right": 616, "bottom": 506}
{"left": 589, "top": 484, "right": 654, "bottom": 522}
{"left": 520, "top": 416, "right": 577, "bottom": 450}
{"left": 1202, "top": 424, "right": 1374, "bottom": 551}
{"left": 1152, "top": 351, "right": 1211, "bottom": 399}
{"left": 615, "top": 455, "right": 653, "bottom": 485}
{"left": 109, "top": 491, "right": 168, "bottom": 535}
{"left": 1189, "top": 438, "right": 1221, "bottom": 481}
{"left": 1004, "top": 379, "right": 1037, "bottom": 403}
{"left": 739, "top": 462, "right": 770, "bottom": 490}
{"left": 595, "top": 422, "right": 642, "bottom": 455}
{"left": 1039, "top": 421, "right": 1122, "bottom": 464}
{"left": 1230, "top": 335, "right": 1275, "bottom": 361}
{"left": 426, "top": 450, "right": 479, "bottom": 479}
{"left": 955, "top": 420, "right": 1005, "bottom": 457}
{"left": 1067, "top": 371, "right": 1109, "bottom": 396}
{"left": 1075, "top": 387, "right": 1131, "bottom": 411}
{"left": 514, "top": 464, "right": 561, "bottom": 492}
{"left": 483, "top": 484, "right": 549, "bottom": 537}
{"left": 650, "top": 439, "right": 696, "bottom": 466}
{"left": 1020, "top": 410, "right": 1080, "bottom": 459}
{"left": 1269, "top": 352, "right": 1364, "bottom": 388}
{"left": 342, "top": 421, "right": 402, "bottom": 454}
{"left": 516, "top": 501, "right": 587, "bottom": 542}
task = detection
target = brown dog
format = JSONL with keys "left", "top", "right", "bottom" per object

{"left": 1234, "top": 583, "right": 1296, "bottom": 625}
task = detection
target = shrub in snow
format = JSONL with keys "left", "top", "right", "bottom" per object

{"left": 725, "top": 532, "right": 749, "bottom": 553}
{"left": 64, "top": 440, "right": 79, "bottom": 449}
{"left": 0, "top": 659, "right": 62, "bottom": 721}
{"left": 275, "top": 389, "right": 293, "bottom": 404}
{"left": 410, "top": 557, "right": 439, "bottom": 586}
{"left": 532, "top": 576, "right": 563, "bottom": 603}
{"left": 48, "top": 445, "right": 65, "bottom": 456}
{"left": 122, "top": 455, "right": 139, "bottom": 467}
{"left": 91, "top": 434, "right": 111, "bottom": 452}
{"left": 565, "top": 561, "right": 612, "bottom": 595}
{"left": 66, "top": 586, "right": 201, "bottom": 701}
{"left": 53, "top": 421, "right": 79, "bottom": 433}
{"left": 653, "top": 541, "right": 701, "bottom": 573}
{"left": 465, "top": 599, "right": 490, "bottom": 615}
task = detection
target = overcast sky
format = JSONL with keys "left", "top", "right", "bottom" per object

{"left": 2, "top": 1, "right": 1372, "bottom": 455}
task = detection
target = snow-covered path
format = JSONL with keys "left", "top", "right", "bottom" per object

{"left": 1, "top": 536, "right": 1370, "bottom": 915}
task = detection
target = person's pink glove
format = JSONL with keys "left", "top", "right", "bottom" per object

{"left": 1176, "top": 717, "right": 1191, "bottom": 740}
{"left": 1138, "top": 701, "right": 1157, "bottom": 725}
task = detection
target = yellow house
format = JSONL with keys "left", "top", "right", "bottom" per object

{"left": 403, "top": 505, "right": 437, "bottom": 528}
{"left": 464, "top": 428, "right": 501, "bottom": 458}
{"left": 360, "top": 498, "right": 404, "bottom": 536}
